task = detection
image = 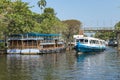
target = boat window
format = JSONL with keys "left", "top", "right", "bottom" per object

{"left": 90, "top": 40, "right": 96, "bottom": 44}
{"left": 103, "top": 41, "right": 105, "bottom": 45}
{"left": 95, "top": 40, "right": 99, "bottom": 44}
{"left": 76, "top": 39, "right": 88, "bottom": 44}
{"left": 100, "top": 41, "right": 105, "bottom": 45}
{"left": 76, "top": 39, "right": 79, "bottom": 42}
{"left": 84, "top": 39, "right": 88, "bottom": 43}
{"left": 79, "top": 39, "right": 84, "bottom": 43}
{"left": 100, "top": 41, "right": 102, "bottom": 44}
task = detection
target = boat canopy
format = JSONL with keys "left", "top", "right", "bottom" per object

{"left": 9, "top": 33, "right": 61, "bottom": 37}
{"left": 8, "top": 33, "right": 61, "bottom": 40}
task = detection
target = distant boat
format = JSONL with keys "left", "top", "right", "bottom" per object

{"left": 74, "top": 35, "right": 106, "bottom": 53}
{"left": 108, "top": 39, "right": 118, "bottom": 47}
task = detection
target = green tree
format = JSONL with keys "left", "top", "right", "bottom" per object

{"left": 38, "top": 7, "right": 56, "bottom": 23}
{"left": 0, "top": 14, "right": 8, "bottom": 39}
{"left": 0, "top": 0, "right": 67, "bottom": 41}
{"left": 115, "top": 21, "right": 120, "bottom": 30}
{"left": 0, "top": 0, "right": 12, "bottom": 14}
{"left": 44, "top": 7, "right": 55, "bottom": 15}
{"left": 0, "top": 0, "right": 13, "bottom": 39}
{"left": 0, "top": 0, "right": 42, "bottom": 35}
{"left": 5, "top": 0, "right": 34, "bottom": 34}
{"left": 38, "top": 7, "right": 66, "bottom": 34}
{"left": 62, "top": 20, "right": 82, "bottom": 47}
{"left": 40, "top": 16, "right": 66, "bottom": 34}
{"left": 37, "top": 0, "right": 47, "bottom": 13}
{"left": 94, "top": 31, "right": 115, "bottom": 40}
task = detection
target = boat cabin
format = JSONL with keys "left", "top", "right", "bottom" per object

{"left": 75, "top": 37, "right": 106, "bottom": 46}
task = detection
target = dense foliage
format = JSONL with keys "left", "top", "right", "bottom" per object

{"left": 94, "top": 31, "right": 115, "bottom": 40}
{"left": 0, "top": 0, "right": 68, "bottom": 39}
{"left": 62, "top": 20, "right": 82, "bottom": 47}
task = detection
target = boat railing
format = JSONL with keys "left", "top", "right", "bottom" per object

{"left": 8, "top": 37, "right": 60, "bottom": 40}
{"left": 9, "top": 46, "right": 38, "bottom": 49}
{"left": 40, "top": 42, "right": 63, "bottom": 45}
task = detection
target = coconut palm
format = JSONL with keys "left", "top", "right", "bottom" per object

{"left": 37, "top": 0, "right": 47, "bottom": 13}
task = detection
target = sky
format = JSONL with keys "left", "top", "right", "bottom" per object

{"left": 22, "top": 0, "right": 120, "bottom": 28}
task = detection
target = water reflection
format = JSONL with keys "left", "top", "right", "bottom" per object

{"left": 0, "top": 55, "right": 8, "bottom": 80}
{"left": 7, "top": 54, "right": 57, "bottom": 80}
{"left": 75, "top": 47, "right": 120, "bottom": 80}
{"left": 0, "top": 47, "right": 120, "bottom": 80}
{"left": 6, "top": 53, "right": 76, "bottom": 80}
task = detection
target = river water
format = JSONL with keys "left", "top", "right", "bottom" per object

{"left": 0, "top": 47, "right": 120, "bottom": 80}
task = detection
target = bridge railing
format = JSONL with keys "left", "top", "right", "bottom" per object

{"left": 82, "top": 27, "right": 119, "bottom": 31}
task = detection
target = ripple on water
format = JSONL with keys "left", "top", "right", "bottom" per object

{"left": 0, "top": 47, "right": 120, "bottom": 80}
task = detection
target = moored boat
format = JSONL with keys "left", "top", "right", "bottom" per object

{"left": 108, "top": 39, "right": 118, "bottom": 47}
{"left": 74, "top": 35, "right": 106, "bottom": 53}
{"left": 7, "top": 33, "right": 65, "bottom": 54}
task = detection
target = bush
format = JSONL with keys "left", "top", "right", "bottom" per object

{"left": 0, "top": 42, "right": 5, "bottom": 49}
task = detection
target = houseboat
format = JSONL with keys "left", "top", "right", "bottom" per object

{"left": 7, "top": 33, "right": 64, "bottom": 54}
{"left": 74, "top": 35, "right": 106, "bottom": 53}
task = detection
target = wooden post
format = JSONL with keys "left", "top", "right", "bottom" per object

{"left": 21, "top": 40, "right": 23, "bottom": 54}
{"left": 32, "top": 40, "right": 33, "bottom": 48}
{"left": 38, "top": 41, "right": 40, "bottom": 49}
{"left": 55, "top": 39, "right": 58, "bottom": 47}
{"left": 17, "top": 40, "right": 18, "bottom": 49}
{"left": 11, "top": 41, "right": 13, "bottom": 49}
{"left": 36, "top": 40, "right": 38, "bottom": 49}
{"left": 54, "top": 40, "right": 56, "bottom": 48}
{"left": 21, "top": 35, "right": 23, "bottom": 54}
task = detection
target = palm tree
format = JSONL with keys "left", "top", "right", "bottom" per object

{"left": 37, "top": 0, "right": 47, "bottom": 13}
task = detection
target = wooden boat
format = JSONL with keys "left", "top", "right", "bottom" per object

{"left": 74, "top": 36, "right": 106, "bottom": 53}
{"left": 7, "top": 33, "right": 64, "bottom": 54}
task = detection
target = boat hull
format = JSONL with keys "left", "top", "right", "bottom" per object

{"left": 75, "top": 42, "right": 106, "bottom": 53}
{"left": 7, "top": 48, "right": 65, "bottom": 54}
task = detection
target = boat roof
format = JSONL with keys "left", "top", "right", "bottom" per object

{"left": 75, "top": 36, "right": 105, "bottom": 41}
{"left": 9, "top": 33, "right": 61, "bottom": 37}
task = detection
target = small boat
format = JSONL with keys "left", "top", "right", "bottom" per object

{"left": 74, "top": 36, "right": 106, "bottom": 53}
{"left": 108, "top": 39, "right": 118, "bottom": 47}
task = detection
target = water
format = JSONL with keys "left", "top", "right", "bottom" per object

{"left": 0, "top": 47, "right": 120, "bottom": 80}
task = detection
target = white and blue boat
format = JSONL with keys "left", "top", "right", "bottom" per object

{"left": 74, "top": 36, "right": 106, "bottom": 53}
